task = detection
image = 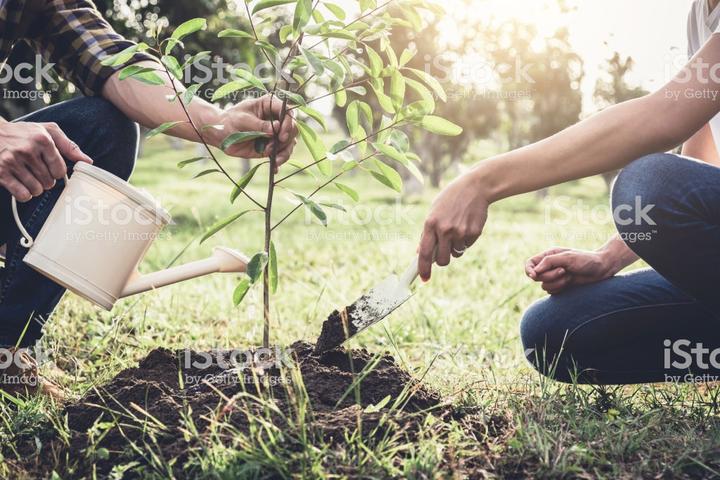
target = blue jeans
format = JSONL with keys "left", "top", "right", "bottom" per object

{"left": 0, "top": 97, "right": 138, "bottom": 347}
{"left": 521, "top": 153, "right": 720, "bottom": 384}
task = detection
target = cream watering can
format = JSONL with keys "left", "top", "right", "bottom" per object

{"left": 11, "top": 162, "right": 249, "bottom": 311}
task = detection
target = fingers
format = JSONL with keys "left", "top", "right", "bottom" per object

{"left": 26, "top": 155, "right": 55, "bottom": 190}
{"left": 13, "top": 164, "right": 43, "bottom": 197}
{"left": 436, "top": 234, "right": 452, "bottom": 268}
{"left": 275, "top": 139, "right": 297, "bottom": 169}
{"left": 43, "top": 123, "right": 93, "bottom": 164}
{"left": 533, "top": 252, "right": 575, "bottom": 275}
{"left": 535, "top": 267, "right": 565, "bottom": 283}
{"left": 2, "top": 174, "right": 32, "bottom": 202}
{"left": 541, "top": 274, "right": 573, "bottom": 294}
{"left": 278, "top": 112, "right": 297, "bottom": 144}
{"left": 418, "top": 225, "right": 437, "bottom": 282}
{"left": 451, "top": 238, "right": 466, "bottom": 258}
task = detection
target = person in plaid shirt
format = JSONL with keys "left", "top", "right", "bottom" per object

{"left": 0, "top": 0, "right": 297, "bottom": 398}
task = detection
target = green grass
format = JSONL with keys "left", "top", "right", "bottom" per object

{"left": 3, "top": 137, "right": 720, "bottom": 478}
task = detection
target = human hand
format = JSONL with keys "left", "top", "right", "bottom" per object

{"left": 0, "top": 121, "right": 92, "bottom": 202}
{"left": 418, "top": 170, "right": 489, "bottom": 281}
{"left": 216, "top": 94, "right": 298, "bottom": 171}
{"left": 525, "top": 247, "right": 618, "bottom": 294}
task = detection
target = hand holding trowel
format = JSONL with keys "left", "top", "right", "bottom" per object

{"left": 314, "top": 256, "right": 422, "bottom": 353}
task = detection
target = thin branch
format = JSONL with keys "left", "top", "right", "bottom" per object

{"left": 293, "top": 0, "right": 395, "bottom": 93}
{"left": 244, "top": 2, "right": 277, "bottom": 70}
{"left": 275, "top": 120, "right": 400, "bottom": 184}
{"left": 152, "top": 47, "right": 265, "bottom": 210}
{"left": 288, "top": 78, "right": 369, "bottom": 111}
{"left": 271, "top": 150, "right": 378, "bottom": 231}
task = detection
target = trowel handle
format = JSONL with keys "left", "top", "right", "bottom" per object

{"left": 399, "top": 256, "right": 419, "bottom": 287}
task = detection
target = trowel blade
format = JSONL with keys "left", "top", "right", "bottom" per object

{"left": 314, "top": 274, "right": 412, "bottom": 353}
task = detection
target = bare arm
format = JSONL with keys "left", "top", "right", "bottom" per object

{"left": 101, "top": 60, "right": 298, "bottom": 165}
{"left": 418, "top": 35, "right": 720, "bottom": 280}
{"left": 682, "top": 122, "right": 720, "bottom": 165}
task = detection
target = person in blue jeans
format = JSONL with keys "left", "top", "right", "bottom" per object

{"left": 0, "top": 1, "right": 298, "bottom": 397}
{"left": 417, "top": 0, "right": 720, "bottom": 384}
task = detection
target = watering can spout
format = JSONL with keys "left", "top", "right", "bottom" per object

{"left": 120, "top": 247, "right": 249, "bottom": 298}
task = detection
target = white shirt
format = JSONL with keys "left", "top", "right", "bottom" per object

{"left": 688, "top": 0, "right": 720, "bottom": 149}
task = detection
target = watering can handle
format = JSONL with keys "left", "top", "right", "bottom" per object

{"left": 11, "top": 174, "right": 70, "bottom": 249}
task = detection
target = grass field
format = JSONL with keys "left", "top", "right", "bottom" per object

{"left": 4, "top": 137, "right": 720, "bottom": 479}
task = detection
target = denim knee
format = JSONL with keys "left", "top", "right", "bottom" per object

{"left": 74, "top": 97, "right": 138, "bottom": 180}
{"left": 611, "top": 153, "right": 679, "bottom": 248}
{"left": 520, "top": 296, "right": 570, "bottom": 379}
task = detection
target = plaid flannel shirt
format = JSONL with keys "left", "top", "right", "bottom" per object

{"left": 0, "top": 0, "right": 153, "bottom": 96}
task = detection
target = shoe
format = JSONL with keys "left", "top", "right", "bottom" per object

{"left": 0, "top": 347, "right": 66, "bottom": 403}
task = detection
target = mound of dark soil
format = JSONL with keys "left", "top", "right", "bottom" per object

{"left": 57, "top": 341, "right": 460, "bottom": 475}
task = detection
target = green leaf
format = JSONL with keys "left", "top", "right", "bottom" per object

{"left": 346, "top": 100, "right": 359, "bottom": 136}
{"left": 233, "top": 278, "right": 251, "bottom": 305}
{"left": 370, "top": 159, "right": 403, "bottom": 193}
{"left": 389, "top": 70, "right": 406, "bottom": 109}
{"left": 269, "top": 241, "right": 278, "bottom": 293}
{"left": 277, "top": 89, "right": 306, "bottom": 106}
{"left": 325, "top": 2, "right": 346, "bottom": 19}
{"left": 193, "top": 169, "right": 221, "bottom": 179}
{"left": 301, "top": 47, "right": 324, "bottom": 75}
{"left": 405, "top": 158, "right": 425, "bottom": 185}
{"left": 252, "top": 0, "right": 295, "bottom": 15}
{"left": 399, "top": 48, "right": 415, "bottom": 67}
{"left": 365, "top": 45, "right": 382, "bottom": 77}
{"left": 171, "top": 18, "right": 207, "bottom": 41}
{"left": 247, "top": 252, "right": 269, "bottom": 283}
{"left": 293, "top": 193, "right": 327, "bottom": 226}
{"left": 405, "top": 67, "right": 447, "bottom": 102}
{"left": 218, "top": 29, "right": 254, "bottom": 39}
{"left": 177, "top": 156, "right": 208, "bottom": 168}
{"left": 330, "top": 140, "right": 350, "bottom": 153}
{"left": 234, "top": 68, "right": 267, "bottom": 91}
{"left": 324, "top": 59, "right": 346, "bottom": 89}
{"left": 255, "top": 40, "right": 279, "bottom": 57}
{"left": 317, "top": 30, "right": 355, "bottom": 41}
{"left": 420, "top": 115, "right": 463, "bottom": 136}
{"left": 200, "top": 210, "right": 254, "bottom": 243}
{"left": 101, "top": 44, "right": 140, "bottom": 67}
{"left": 405, "top": 77, "right": 436, "bottom": 110}
{"left": 370, "top": 84, "right": 394, "bottom": 114}
{"left": 161, "top": 55, "right": 183, "bottom": 80}
{"left": 230, "top": 163, "right": 265, "bottom": 203}
{"left": 298, "top": 105, "right": 327, "bottom": 131}
{"left": 211, "top": 80, "right": 252, "bottom": 102}
{"left": 374, "top": 143, "right": 407, "bottom": 164}
{"left": 221, "top": 131, "right": 269, "bottom": 151}
{"left": 297, "top": 120, "right": 329, "bottom": 175}
{"left": 146, "top": 121, "right": 185, "bottom": 139}
{"left": 320, "top": 202, "right": 346, "bottom": 212}
{"left": 280, "top": 24, "right": 293, "bottom": 43}
{"left": 335, "top": 88, "right": 347, "bottom": 107}
{"left": 119, "top": 65, "right": 158, "bottom": 81}
{"left": 358, "top": 101, "right": 373, "bottom": 127}
{"left": 127, "top": 70, "right": 165, "bottom": 86}
{"left": 182, "top": 84, "right": 201, "bottom": 105}
{"left": 334, "top": 182, "right": 359, "bottom": 202}
{"left": 293, "top": 0, "right": 312, "bottom": 33}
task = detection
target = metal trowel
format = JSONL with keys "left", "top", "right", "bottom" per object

{"left": 314, "top": 256, "right": 420, "bottom": 353}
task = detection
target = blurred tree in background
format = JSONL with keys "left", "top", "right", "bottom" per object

{"left": 594, "top": 51, "right": 648, "bottom": 188}
{"left": 2, "top": 0, "right": 649, "bottom": 191}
